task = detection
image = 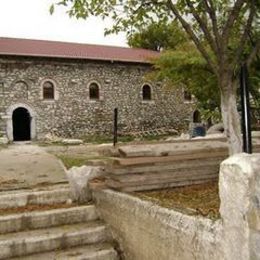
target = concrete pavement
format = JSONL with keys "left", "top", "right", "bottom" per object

{"left": 0, "top": 143, "right": 67, "bottom": 191}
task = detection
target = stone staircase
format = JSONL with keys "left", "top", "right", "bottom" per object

{"left": 0, "top": 185, "right": 119, "bottom": 259}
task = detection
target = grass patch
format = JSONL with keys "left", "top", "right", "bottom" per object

{"left": 134, "top": 181, "right": 220, "bottom": 220}
{"left": 83, "top": 134, "right": 112, "bottom": 144}
{"left": 57, "top": 154, "right": 111, "bottom": 169}
{"left": 118, "top": 135, "right": 135, "bottom": 143}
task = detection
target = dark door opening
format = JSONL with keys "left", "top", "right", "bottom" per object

{"left": 12, "top": 107, "right": 31, "bottom": 141}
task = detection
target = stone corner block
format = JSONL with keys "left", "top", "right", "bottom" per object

{"left": 219, "top": 153, "right": 260, "bottom": 260}
{"left": 66, "top": 165, "right": 105, "bottom": 203}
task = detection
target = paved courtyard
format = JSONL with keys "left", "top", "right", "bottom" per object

{"left": 0, "top": 143, "right": 67, "bottom": 191}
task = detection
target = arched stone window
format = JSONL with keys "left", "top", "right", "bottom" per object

{"left": 89, "top": 82, "right": 100, "bottom": 100}
{"left": 42, "top": 80, "right": 55, "bottom": 100}
{"left": 142, "top": 84, "right": 152, "bottom": 100}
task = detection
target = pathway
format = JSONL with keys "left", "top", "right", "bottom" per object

{"left": 0, "top": 143, "right": 67, "bottom": 191}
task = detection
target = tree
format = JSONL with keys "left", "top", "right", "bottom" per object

{"left": 151, "top": 43, "right": 221, "bottom": 123}
{"left": 249, "top": 27, "right": 260, "bottom": 128}
{"left": 127, "top": 20, "right": 188, "bottom": 51}
{"left": 52, "top": 0, "right": 260, "bottom": 155}
{"left": 128, "top": 21, "right": 221, "bottom": 123}
{"left": 130, "top": 20, "right": 260, "bottom": 129}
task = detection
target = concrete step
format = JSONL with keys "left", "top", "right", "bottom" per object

{"left": 0, "top": 221, "right": 111, "bottom": 259}
{"left": 11, "top": 243, "right": 118, "bottom": 260}
{"left": 0, "top": 187, "right": 72, "bottom": 209}
{"left": 0, "top": 205, "right": 98, "bottom": 234}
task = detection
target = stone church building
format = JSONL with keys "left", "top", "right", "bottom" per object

{"left": 0, "top": 37, "right": 193, "bottom": 141}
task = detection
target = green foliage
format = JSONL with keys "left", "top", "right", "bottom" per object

{"left": 150, "top": 42, "right": 220, "bottom": 117}
{"left": 49, "top": 4, "right": 55, "bottom": 15}
{"left": 128, "top": 19, "right": 221, "bottom": 120}
{"left": 58, "top": 155, "right": 90, "bottom": 169}
{"left": 53, "top": 0, "right": 172, "bottom": 36}
{"left": 128, "top": 20, "right": 188, "bottom": 51}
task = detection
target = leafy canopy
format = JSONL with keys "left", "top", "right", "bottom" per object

{"left": 127, "top": 20, "right": 188, "bottom": 51}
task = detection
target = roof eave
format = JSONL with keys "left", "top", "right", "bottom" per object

{"left": 0, "top": 52, "right": 154, "bottom": 64}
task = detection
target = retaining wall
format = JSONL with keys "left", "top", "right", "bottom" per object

{"left": 94, "top": 189, "right": 222, "bottom": 260}
{"left": 94, "top": 153, "right": 260, "bottom": 260}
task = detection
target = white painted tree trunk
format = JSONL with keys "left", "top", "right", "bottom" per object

{"left": 220, "top": 79, "right": 242, "bottom": 155}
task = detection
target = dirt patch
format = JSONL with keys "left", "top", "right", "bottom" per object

{"left": 0, "top": 203, "right": 79, "bottom": 216}
{"left": 133, "top": 181, "right": 220, "bottom": 219}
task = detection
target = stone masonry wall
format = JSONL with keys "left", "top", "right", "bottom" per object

{"left": 93, "top": 153, "right": 260, "bottom": 260}
{"left": 0, "top": 56, "right": 194, "bottom": 140}
{"left": 94, "top": 189, "right": 222, "bottom": 260}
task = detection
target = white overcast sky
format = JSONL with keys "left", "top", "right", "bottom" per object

{"left": 0, "top": 0, "right": 128, "bottom": 47}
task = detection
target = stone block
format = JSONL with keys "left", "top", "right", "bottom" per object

{"left": 44, "top": 133, "right": 62, "bottom": 143}
{"left": 219, "top": 153, "right": 260, "bottom": 260}
{"left": 207, "top": 123, "right": 224, "bottom": 134}
{"left": 66, "top": 166, "right": 105, "bottom": 203}
{"left": 62, "top": 139, "right": 84, "bottom": 145}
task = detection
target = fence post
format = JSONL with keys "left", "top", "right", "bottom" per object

{"left": 240, "top": 65, "right": 252, "bottom": 153}
{"left": 113, "top": 108, "right": 118, "bottom": 147}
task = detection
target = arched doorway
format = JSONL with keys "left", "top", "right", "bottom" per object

{"left": 193, "top": 110, "right": 201, "bottom": 123}
{"left": 12, "top": 107, "right": 31, "bottom": 141}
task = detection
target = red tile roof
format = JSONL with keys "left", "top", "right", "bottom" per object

{"left": 0, "top": 37, "right": 160, "bottom": 63}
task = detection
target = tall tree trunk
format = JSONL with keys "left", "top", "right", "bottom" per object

{"left": 220, "top": 77, "right": 242, "bottom": 155}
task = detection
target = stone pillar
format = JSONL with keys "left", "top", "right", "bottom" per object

{"left": 219, "top": 153, "right": 260, "bottom": 260}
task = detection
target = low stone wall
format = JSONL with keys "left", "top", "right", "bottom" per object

{"left": 93, "top": 153, "right": 260, "bottom": 260}
{"left": 94, "top": 189, "right": 222, "bottom": 260}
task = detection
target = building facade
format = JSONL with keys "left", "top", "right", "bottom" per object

{"left": 0, "top": 38, "right": 194, "bottom": 141}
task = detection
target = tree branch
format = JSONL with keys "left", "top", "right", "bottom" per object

{"left": 234, "top": 2, "right": 256, "bottom": 66}
{"left": 203, "top": 0, "right": 221, "bottom": 52}
{"left": 246, "top": 38, "right": 260, "bottom": 67}
{"left": 167, "top": 0, "right": 218, "bottom": 75}
{"left": 222, "top": 0, "right": 247, "bottom": 44}
{"left": 185, "top": 0, "right": 218, "bottom": 55}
